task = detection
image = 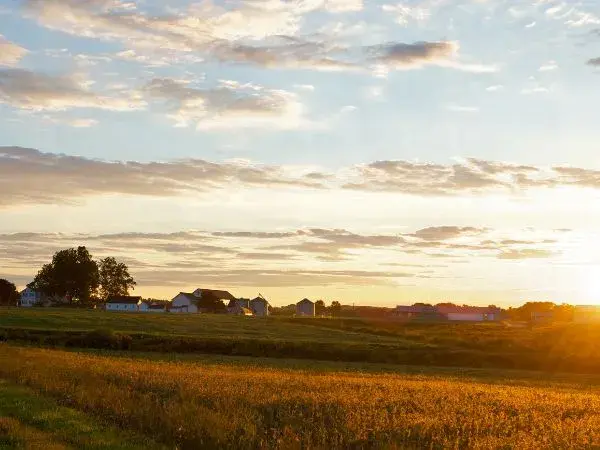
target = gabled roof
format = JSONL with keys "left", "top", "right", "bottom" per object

{"left": 106, "top": 295, "right": 142, "bottom": 304}
{"left": 298, "top": 298, "right": 314, "bottom": 305}
{"left": 250, "top": 296, "right": 269, "bottom": 304}
{"left": 436, "top": 305, "right": 500, "bottom": 314}
{"left": 174, "top": 292, "right": 197, "bottom": 302}
{"left": 195, "top": 289, "right": 236, "bottom": 301}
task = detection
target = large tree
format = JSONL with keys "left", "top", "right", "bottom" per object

{"left": 98, "top": 257, "right": 136, "bottom": 300}
{"left": 0, "top": 279, "right": 19, "bottom": 306}
{"left": 315, "top": 299, "right": 326, "bottom": 315}
{"left": 329, "top": 300, "right": 342, "bottom": 317}
{"left": 30, "top": 246, "right": 99, "bottom": 304}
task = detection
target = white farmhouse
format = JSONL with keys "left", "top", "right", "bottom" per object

{"left": 19, "top": 287, "right": 45, "bottom": 307}
{"left": 171, "top": 288, "right": 236, "bottom": 313}
{"left": 105, "top": 295, "right": 142, "bottom": 312}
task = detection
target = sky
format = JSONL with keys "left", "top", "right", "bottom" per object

{"left": 1, "top": 0, "right": 600, "bottom": 307}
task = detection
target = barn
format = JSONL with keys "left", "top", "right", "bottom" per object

{"left": 250, "top": 296, "right": 269, "bottom": 317}
{"left": 105, "top": 295, "right": 142, "bottom": 312}
{"left": 296, "top": 298, "right": 315, "bottom": 316}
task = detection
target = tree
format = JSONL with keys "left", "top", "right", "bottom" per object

{"left": 0, "top": 279, "right": 19, "bottom": 306}
{"left": 315, "top": 299, "right": 326, "bottom": 315}
{"left": 194, "top": 294, "right": 226, "bottom": 313}
{"left": 330, "top": 300, "right": 342, "bottom": 317}
{"left": 30, "top": 246, "right": 99, "bottom": 304}
{"left": 98, "top": 257, "right": 136, "bottom": 300}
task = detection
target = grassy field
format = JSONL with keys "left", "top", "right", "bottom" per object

{"left": 1, "top": 344, "right": 599, "bottom": 449}
{"left": 0, "top": 378, "right": 164, "bottom": 449}
{"left": 0, "top": 307, "right": 414, "bottom": 346}
{"left": 2, "top": 307, "right": 600, "bottom": 373}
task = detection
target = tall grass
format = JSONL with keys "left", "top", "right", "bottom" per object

{"left": 1, "top": 345, "right": 598, "bottom": 449}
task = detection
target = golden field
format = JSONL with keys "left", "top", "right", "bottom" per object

{"left": 1, "top": 345, "right": 599, "bottom": 449}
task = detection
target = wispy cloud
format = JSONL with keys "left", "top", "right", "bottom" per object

{"left": 0, "top": 35, "right": 27, "bottom": 66}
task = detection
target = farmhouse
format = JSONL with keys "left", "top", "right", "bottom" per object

{"left": 19, "top": 287, "right": 45, "bottom": 307}
{"left": 296, "top": 298, "right": 315, "bottom": 316}
{"left": 171, "top": 288, "right": 236, "bottom": 313}
{"left": 139, "top": 301, "right": 166, "bottom": 313}
{"left": 105, "top": 295, "right": 143, "bottom": 312}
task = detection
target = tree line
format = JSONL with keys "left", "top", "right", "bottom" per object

{"left": 0, "top": 246, "right": 135, "bottom": 307}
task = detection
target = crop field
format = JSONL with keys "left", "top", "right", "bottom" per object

{"left": 2, "top": 307, "right": 600, "bottom": 373}
{"left": 0, "top": 345, "right": 599, "bottom": 449}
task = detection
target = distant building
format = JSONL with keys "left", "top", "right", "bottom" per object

{"left": 395, "top": 304, "right": 501, "bottom": 322}
{"left": 574, "top": 305, "right": 600, "bottom": 323}
{"left": 250, "top": 296, "right": 269, "bottom": 317}
{"left": 139, "top": 301, "right": 167, "bottom": 313}
{"left": 171, "top": 289, "right": 235, "bottom": 313}
{"left": 296, "top": 298, "right": 315, "bottom": 316}
{"left": 19, "top": 287, "right": 45, "bottom": 307}
{"left": 105, "top": 295, "right": 143, "bottom": 312}
{"left": 227, "top": 299, "right": 253, "bottom": 315}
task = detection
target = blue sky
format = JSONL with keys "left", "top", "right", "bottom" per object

{"left": 2, "top": 0, "right": 600, "bottom": 305}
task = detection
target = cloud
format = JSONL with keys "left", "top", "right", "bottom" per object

{"left": 370, "top": 41, "right": 458, "bottom": 68}
{"left": 412, "top": 226, "right": 487, "bottom": 241}
{"left": 382, "top": 3, "right": 430, "bottom": 25}
{"left": 587, "top": 57, "right": 600, "bottom": 66}
{"left": 486, "top": 85, "right": 504, "bottom": 92}
{"left": 6, "top": 147, "right": 600, "bottom": 207}
{"left": 497, "top": 249, "right": 555, "bottom": 260}
{"left": 0, "top": 146, "right": 324, "bottom": 207}
{"left": 144, "top": 78, "right": 310, "bottom": 130}
{"left": 22, "top": 1, "right": 494, "bottom": 75}
{"left": 0, "top": 68, "right": 145, "bottom": 111}
{"left": 0, "top": 36, "right": 27, "bottom": 66}
{"left": 446, "top": 104, "right": 479, "bottom": 113}
{"left": 539, "top": 61, "right": 558, "bottom": 71}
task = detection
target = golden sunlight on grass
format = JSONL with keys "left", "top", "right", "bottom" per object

{"left": 1, "top": 345, "right": 599, "bottom": 449}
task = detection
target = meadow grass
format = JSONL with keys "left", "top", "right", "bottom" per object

{"left": 2, "top": 307, "right": 600, "bottom": 373}
{"left": 1, "top": 345, "right": 599, "bottom": 449}
{"left": 0, "top": 379, "right": 164, "bottom": 450}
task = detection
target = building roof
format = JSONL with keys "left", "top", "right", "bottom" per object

{"left": 250, "top": 296, "right": 269, "bottom": 304}
{"left": 106, "top": 295, "right": 142, "bottom": 304}
{"left": 298, "top": 298, "right": 314, "bottom": 305}
{"left": 195, "top": 289, "right": 236, "bottom": 301}
{"left": 174, "top": 292, "right": 197, "bottom": 302}
{"left": 396, "top": 305, "right": 500, "bottom": 314}
{"left": 436, "top": 305, "right": 500, "bottom": 314}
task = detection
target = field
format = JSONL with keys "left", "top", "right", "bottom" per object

{"left": 2, "top": 307, "right": 600, "bottom": 373}
{"left": 1, "top": 309, "right": 600, "bottom": 448}
{"left": 0, "top": 345, "right": 599, "bottom": 449}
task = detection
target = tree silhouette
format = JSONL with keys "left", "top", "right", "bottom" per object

{"left": 30, "top": 246, "right": 99, "bottom": 304}
{"left": 0, "top": 279, "right": 19, "bottom": 306}
{"left": 98, "top": 257, "right": 136, "bottom": 300}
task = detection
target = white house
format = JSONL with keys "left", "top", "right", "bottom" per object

{"left": 139, "top": 301, "right": 167, "bottom": 313}
{"left": 171, "top": 289, "right": 236, "bottom": 313}
{"left": 19, "top": 287, "right": 44, "bottom": 307}
{"left": 105, "top": 295, "right": 142, "bottom": 312}
{"left": 296, "top": 298, "right": 315, "bottom": 316}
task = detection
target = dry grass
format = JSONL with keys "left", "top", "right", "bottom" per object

{"left": 1, "top": 345, "right": 599, "bottom": 449}
{"left": 0, "top": 416, "right": 69, "bottom": 450}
